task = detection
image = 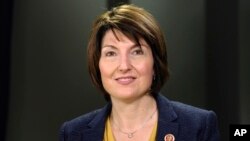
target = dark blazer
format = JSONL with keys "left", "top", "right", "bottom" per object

{"left": 59, "top": 94, "right": 220, "bottom": 141}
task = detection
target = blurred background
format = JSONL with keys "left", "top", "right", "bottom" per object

{"left": 1, "top": 0, "right": 249, "bottom": 141}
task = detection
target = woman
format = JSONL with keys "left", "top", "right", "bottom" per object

{"left": 59, "top": 4, "right": 220, "bottom": 141}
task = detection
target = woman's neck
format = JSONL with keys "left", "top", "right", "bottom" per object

{"left": 110, "top": 94, "right": 157, "bottom": 131}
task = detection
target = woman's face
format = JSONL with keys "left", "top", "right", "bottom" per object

{"left": 99, "top": 29, "right": 154, "bottom": 101}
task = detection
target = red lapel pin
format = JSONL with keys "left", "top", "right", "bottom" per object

{"left": 164, "top": 134, "right": 175, "bottom": 141}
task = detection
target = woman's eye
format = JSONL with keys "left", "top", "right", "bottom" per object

{"left": 132, "top": 49, "right": 144, "bottom": 55}
{"left": 105, "top": 51, "right": 116, "bottom": 57}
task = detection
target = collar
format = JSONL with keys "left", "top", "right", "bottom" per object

{"left": 80, "top": 104, "right": 111, "bottom": 141}
{"left": 155, "top": 94, "right": 179, "bottom": 140}
{"left": 81, "top": 94, "right": 179, "bottom": 141}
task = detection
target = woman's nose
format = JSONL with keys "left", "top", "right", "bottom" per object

{"left": 118, "top": 55, "right": 132, "bottom": 72}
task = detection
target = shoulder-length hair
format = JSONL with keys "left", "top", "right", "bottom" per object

{"left": 87, "top": 4, "right": 169, "bottom": 101}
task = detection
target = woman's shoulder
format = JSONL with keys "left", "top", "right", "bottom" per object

{"left": 171, "top": 100, "right": 218, "bottom": 128}
{"left": 156, "top": 94, "right": 220, "bottom": 140}
{"left": 171, "top": 100, "right": 215, "bottom": 116}
{"left": 157, "top": 94, "right": 215, "bottom": 116}
{"left": 60, "top": 109, "right": 101, "bottom": 133}
{"left": 157, "top": 94, "right": 218, "bottom": 126}
{"left": 60, "top": 104, "right": 111, "bottom": 134}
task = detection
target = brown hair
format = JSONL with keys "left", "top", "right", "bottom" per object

{"left": 87, "top": 4, "right": 169, "bottom": 100}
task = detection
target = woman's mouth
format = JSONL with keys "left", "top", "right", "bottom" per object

{"left": 115, "top": 76, "right": 136, "bottom": 85}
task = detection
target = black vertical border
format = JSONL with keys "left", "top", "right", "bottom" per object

{"left": 0, "top": 0, "right": 14, "bottom": 141}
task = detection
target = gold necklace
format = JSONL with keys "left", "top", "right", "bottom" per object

{"left": 111, "top": 108, "right": 157, "bottom": 138}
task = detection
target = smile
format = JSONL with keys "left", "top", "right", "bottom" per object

{"left": 115, "top": 76, "right": 136, "bottom": 85}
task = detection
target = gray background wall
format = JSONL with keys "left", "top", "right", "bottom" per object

{"left": 6, "top": 0, "right": 250, "bottom": 141}
{"left": 132, "top": 0, "right": 207, "bottom": 107}
{"left": 239, "top": 0, "right": 250, "bottom": 124}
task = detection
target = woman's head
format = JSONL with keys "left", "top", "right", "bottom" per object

{"left": 87, "top": 4, "right": 169, "bottom": 100}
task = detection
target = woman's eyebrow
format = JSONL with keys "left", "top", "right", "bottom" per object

{"left": 102, "top": 42, "right": 148, "bottom": 50}
{"left": 102, "top": 45, "right": 117, "bottom": 49}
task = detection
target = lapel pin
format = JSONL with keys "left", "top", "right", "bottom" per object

{"left": 164, "top": 134, "right": 175, "bottom": 141}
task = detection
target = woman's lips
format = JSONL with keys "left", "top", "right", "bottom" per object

{"left": 115, "top": 76, "right": 136, "bottom": 85}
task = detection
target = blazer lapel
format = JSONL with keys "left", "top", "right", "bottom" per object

{"left": 78, "top": 95, "right": 178, "bottom": 141}
{"left": 80, "top": 103, "right": 112, "bottom": 141}
{"left": 156, "top": 94, "right": 179, "bottom": 141}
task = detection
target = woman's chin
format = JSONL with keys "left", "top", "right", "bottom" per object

{"left": 109, "top": 91, "right": 148, "bottom": 103}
